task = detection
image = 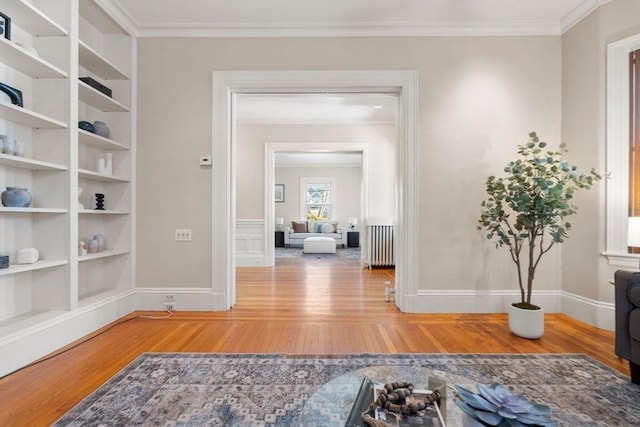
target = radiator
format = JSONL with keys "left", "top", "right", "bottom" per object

{"left": 366, "top": 224, "right": 395, "bottom": 268}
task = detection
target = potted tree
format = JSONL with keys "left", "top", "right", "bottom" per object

{"left": 478, "top": 132, "right": 601, "bottom": 339}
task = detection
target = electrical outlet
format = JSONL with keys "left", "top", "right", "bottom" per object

{"left": 164, "top": 294, "right": 175, "bottom": 311}
{"left": 175, "top": 229, "right": 192, "bottom": 241}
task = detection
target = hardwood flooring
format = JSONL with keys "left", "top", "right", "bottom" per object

{"left": 0, "top": 257, "right": 630, "bottom": 426}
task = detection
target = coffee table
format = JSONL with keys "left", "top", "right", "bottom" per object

{"left": 297, "top": 365, "right": 475, "bottom": 426}
{"left": 304, "top": 236, "right": 337, "bottom": 254}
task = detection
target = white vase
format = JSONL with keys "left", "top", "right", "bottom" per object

{"left": 98, "top": 158, "right": 107, "bottom": 174}
{"left": 105, "top": 152, "right": 113, "bottom": 175}
{"left": 508, "top": 303, "right": 544, "bottom": 339}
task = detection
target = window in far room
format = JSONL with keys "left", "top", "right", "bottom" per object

{"left": 301, "top": 177, "right": 336, "bottom": 220}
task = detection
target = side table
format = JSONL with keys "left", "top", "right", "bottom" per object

{"left": 347, "top": 231, "right": 359, "bottom": 248}
{"left": 275, "top": 231, "right": 285, "bottom": 248}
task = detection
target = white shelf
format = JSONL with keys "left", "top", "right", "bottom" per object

{"left": 78, "top": 249, "right": 129, "bottom": 262}
{"left": 78, "top": 80, "right": 129, "bottom": 112}
{"left": 78, "top": 129, "right": 128, "bottom": 150}
{"left": 78, "top": 168, "right": 129, "bottom": 182}
{"left": 0, "top": 310, "right": 68, "bottom": 337}
{"left": 79, "top": 40, "right": 129, "bottom": 80}
{"left": 0, "top": 1, "right": 135, "bottom": 377}
{"left": 0, "top": 102, "right": 68, "bottom": 129}
{"left": 0, "top": 38, "right": 68, "bottom": 78}
{"left": 0, "top": 207, "right": 68, "bottom": 214}
{"left": 79, "top": 209, "right": 129, "bottom": 215}
{"left": 0, "top": 154, "right": 68, "bottom": 171}
{"left": 1, "top": 0, "right": 68, "bottom": 36}
{"left": 0, "top": 259, "right": 68, "bottom": 276}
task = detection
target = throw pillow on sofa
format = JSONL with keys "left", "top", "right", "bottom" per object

{"left": 315, "top": 221, "right": 339, "bottom": 233}
{"left": 321, "top": 223, "right": 334, "bottom": 234}
{"left": 292, "top": 221, "right": 307, "bottom": 233}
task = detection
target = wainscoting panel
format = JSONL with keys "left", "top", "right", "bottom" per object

{"left": 236, "top": 219, "right": 267, "bottom": 267}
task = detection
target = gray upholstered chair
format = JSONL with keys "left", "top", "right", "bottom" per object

{"left": 614, "top": 270, "right": 640, "bottom": 384}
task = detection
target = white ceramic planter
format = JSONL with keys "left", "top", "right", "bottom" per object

{"left": 508, "top": 304, "right": 544, "bottom": 339}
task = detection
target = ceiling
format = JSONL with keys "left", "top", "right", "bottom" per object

{"left": 106, "top": 0, "right": 609, "bottom": 37}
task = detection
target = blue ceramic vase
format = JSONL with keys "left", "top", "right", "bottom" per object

{"left": 78, "top": 121, "right": 94, "bottom": 133}
{"left": 1, "top": 187, "right": 32, "bottom": 207}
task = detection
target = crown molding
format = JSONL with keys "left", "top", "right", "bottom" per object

{"left": 131, "top": 21, "right": 563, "bottom": 38}
{"left": 97, "top": 0, "right": 142, "bottom": 37}
{"left": 106, "top": 0, "right": 609, "bottom": 38}
{"left": 560, "top": 0, "right": 611, "bottom": 33}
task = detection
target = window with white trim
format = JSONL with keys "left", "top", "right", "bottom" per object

{"left": 300, "top": 177, "right": 336, "bottom": 220}
{"left": 605, "top": 33, "right": 640, "bottom": 266}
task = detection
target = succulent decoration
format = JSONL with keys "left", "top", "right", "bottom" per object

{"left": 478, "top": 132, "right": 601, "bottom": 309}
{"left": 455, "top": 383, "right": 558, "bottom": 427}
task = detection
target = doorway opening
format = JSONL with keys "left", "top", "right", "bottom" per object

{"left": 211, "top": 70, "right": 418, "bottom": 312}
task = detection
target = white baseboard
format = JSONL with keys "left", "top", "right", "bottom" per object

{"left": 0, "top": 291, "right": 135, "bottom": 377}
{"left": 134, "top": 287, "right": 228, "bottom": 311}
{"left": 561, "top": 291, "right": 615, "bottom": 331}
{"left": 414, "top": 290, "right": 562, "bottom": 313}
{"left": 412, "top": 289, "right": 614, "bottom": 331}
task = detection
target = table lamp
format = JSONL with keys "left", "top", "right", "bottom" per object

{"left": 276, "top": 217, "right": 284, "bottom": 231}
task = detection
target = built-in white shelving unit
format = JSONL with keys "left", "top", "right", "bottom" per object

{"left": 0, "top": 0, "right": 136, "bottom": 377}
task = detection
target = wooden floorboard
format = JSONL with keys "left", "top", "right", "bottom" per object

{"left": 0, "top": 257, "right": 630, "bottom": 426}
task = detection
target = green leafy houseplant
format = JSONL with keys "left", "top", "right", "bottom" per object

{"left": 478, "top": 132, "right": 601, "bottom": 310}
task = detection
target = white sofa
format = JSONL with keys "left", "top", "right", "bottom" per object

{"left": 285, "top": 220, "right": 347, "bottom": 248}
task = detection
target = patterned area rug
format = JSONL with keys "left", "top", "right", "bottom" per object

{"left": 275, "top": 247, "right": 361, "bottom": 259}
{"left": 53, "top": 353, "right": 640, "bottom": 427}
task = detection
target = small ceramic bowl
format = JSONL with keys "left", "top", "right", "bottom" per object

{"left": 78, "top": 121, "right": 94, "bottom": 133}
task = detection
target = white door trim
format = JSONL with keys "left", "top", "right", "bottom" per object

{"left": 212, "top": 70, "right": 419, "bottom": 311}
{"left": 265, "top": 142, "right": 370, "bottom": 266}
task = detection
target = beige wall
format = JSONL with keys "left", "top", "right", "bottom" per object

{"left": 136, "top": 35, "right": 562, "bottom": 295}
{"left": 561, "top": 0, "right": 640, "bottom": 307}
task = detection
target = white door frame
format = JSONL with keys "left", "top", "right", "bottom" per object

{"left": 211, "top": 70, "right": 419, "bottom": 311}
{"left": 265, "top": 143, "right": 370, "bottom": 265}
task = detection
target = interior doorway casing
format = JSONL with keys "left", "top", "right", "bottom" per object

{"left": 212, "top": 70, "right": 419, "bottom": 312}
{"left": 265, "top": 143, "right": 370, "bottom": 266}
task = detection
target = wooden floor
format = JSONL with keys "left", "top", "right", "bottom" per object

{"left": 0, "top": 257, "right": 630, "bottom": 426}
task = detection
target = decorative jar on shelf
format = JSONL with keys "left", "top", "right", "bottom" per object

{"left": 93, "top": 121, "right": 110, "bottom": 138}
{"left": 1, "top": 187, "right": 32, "bottom": 208}
{"left": 93, "top": 234, "right": 105, "bottom": 252}
{"left": 87, "top": 238, "right": 99, "bottom": 254}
